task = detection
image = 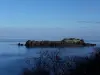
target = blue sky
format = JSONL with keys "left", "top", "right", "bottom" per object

{"left": 0, "top": 0, "right": 100, "bottom": 40}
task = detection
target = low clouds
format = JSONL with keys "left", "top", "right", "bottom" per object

{"left": 77, "top": 21, "right": 100, "bottom": 24}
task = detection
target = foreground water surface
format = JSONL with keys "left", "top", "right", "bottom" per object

{"left": 0, "top": 41, "right": 99, "bottom": 75}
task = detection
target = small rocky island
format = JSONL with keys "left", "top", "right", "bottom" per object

{"left": 18, "top": 38, "right": 96, "bottom": 48}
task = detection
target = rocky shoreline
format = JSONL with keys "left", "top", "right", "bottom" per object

{"left": 18, "top": 38, "right": 96, "bottom": 48}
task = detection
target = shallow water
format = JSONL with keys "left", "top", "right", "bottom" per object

{"left": 0, "top": 41, "right": 99, "bottom": 75}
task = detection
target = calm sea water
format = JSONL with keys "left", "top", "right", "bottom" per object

{"left": 0, "top": 41, "right": 100, "bottom": 75}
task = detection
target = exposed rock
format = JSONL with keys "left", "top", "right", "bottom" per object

{"left": 23, "top": 38, "right": 96, "bottom": 48}
{"left": 18, "top": 43, "right": 24, "bottom": 46}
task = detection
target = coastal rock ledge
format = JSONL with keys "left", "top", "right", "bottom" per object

{"left": 18, "top": 38, "right": 96, "bottom": 48}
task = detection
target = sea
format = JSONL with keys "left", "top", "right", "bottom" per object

{"left": 0, "top": 39, "right": 100, "bottom": 75}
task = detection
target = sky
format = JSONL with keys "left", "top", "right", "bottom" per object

{"left": 0, "top": 0, "right": 100, "bottom": 40}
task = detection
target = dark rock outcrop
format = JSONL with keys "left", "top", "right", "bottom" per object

{"left": 18, "top": 43, "right": 24, "bottom": 46}
{"left": 23, "top": 38, "right": 96, "bottom": 48}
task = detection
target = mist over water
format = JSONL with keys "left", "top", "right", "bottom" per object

{"left": 0, "top": 27, "right": 99, "bottom": 41}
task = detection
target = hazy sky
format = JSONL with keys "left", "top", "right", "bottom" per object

{"left": 0, "top": 0, "right": 100, "bottom": 40}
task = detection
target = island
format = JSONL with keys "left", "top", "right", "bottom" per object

{"left": 18, "top": 38, "right": 96, "bottom": 48}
